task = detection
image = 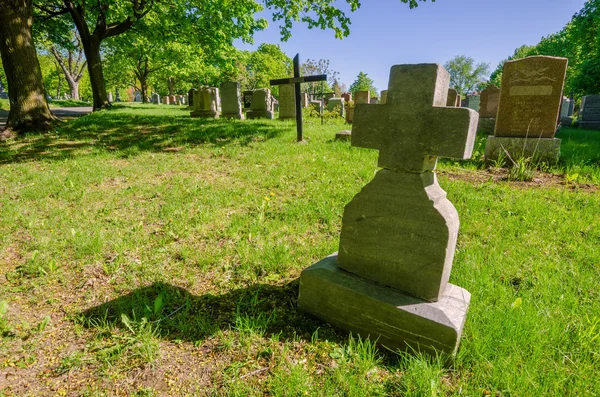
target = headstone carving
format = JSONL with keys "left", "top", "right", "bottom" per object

{"left": 485, "top": 56, "right": 567, "bottom": 163}
{"left": 278, "top": 84, "right": 296, "bottom": 120}
{"left": 190, "top": 87, "right": 220, "bottom": 118}
{"left": 298, "top": 63, "right": 478, "bottom": 357}
{"left": 220, "top": 82, "right": 244, "bottom": 119}
{"left": 246, "top": 89, "right": 274, "bottom": 119}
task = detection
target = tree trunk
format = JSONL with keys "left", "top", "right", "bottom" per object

{"left": 83, "top": 40, "right": 109, "bottom": 110}
{"left": 0, "top": 0, "right": 56, "bottom": 137}
{"left": 168, "top": 77, "right": 175, "bottom": 96}
{"left": 68, "top": 80, "right": 79, "bottom": 100}
{"left": 56, "top": 75, "right": 63, "bottom": 98}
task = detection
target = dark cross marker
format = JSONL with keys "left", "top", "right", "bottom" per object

{"left": 270, "top": 54, "right": 327, "bottom": 142}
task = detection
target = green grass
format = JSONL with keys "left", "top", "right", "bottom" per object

{"left": 0, "top": 98, "right": 8, "bottom": 110}
{"left": 1, "top": 103, "right": 599, "bottom": 395}
{"left": 48, "top": 99, "right": 92, "bottom": 108}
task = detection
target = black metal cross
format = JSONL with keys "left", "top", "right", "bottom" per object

{"left": 270, "top": 54, "right": 327, "bottom": 142}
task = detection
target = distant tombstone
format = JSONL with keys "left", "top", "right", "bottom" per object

{"left": 298, "top": 63, "right": 477, "bottom": 357}
{"left": 302, "top": 92, "right": 310, "bottom": 108}
{"left": 579, "top": 95, "right": 600, "bottom": 129}
{"left": 560, "top": 96, "right": 571, "bottom": 118}
{"left": 446, "top": 89, "right": 459, "bottom": 107}
{"left": 246, "top": 89, "right": 274, "bottom": 119}
{"left": 479, "top": 86, "right": 500, "bottom": 118}
{"left": 485, "top": 56, "right": 567, "bottom": 163}
{"left": 465, "top": 95, "right": 480, "bottom": 112}
{"left": 370, "top": 97, "right": 379, "bottom": 104}
{"left": 190, "top": 87, "right": 220, "bottom": 118}
{"left": 310, "top": 100, "right": 322, "bottom": 114}
{"left": 278, "top": 84, "right": 296, "bottom": 120}
{"left": 324, "top": 93, "right": 335, "bottom": 105}
{"left": 152, "top": 93, "right": 160, "bottom": 104}
{"left": 220, "top": 81, "right": 244, "bottom": 119}
{"left": 354, "top": 91, "right": 370, "bottom": 104}
{"left": 170, "top": 95, "right": 177, "bottom": 105}
{"left": 335, "top": 129, "right": 351, "bottom": 141}
{"left": 380, "top": 90, "right": 388, "bottom": 104}
{"left": 243, "top": 91, "right": 253, "bottom": 109}
{"left": 162, "top": 96, "right": 170, "bottom": 105}
{"left": 108, "top": 92, "right": 114, "bottom": 102}
{"left": 135, "top": 91, "right": 141, "bottom": 102}
{"left": 341, "top": 92, "right": 352, "bottom": 103}
{"left": 115, "top": 88, "right": 121, "bottom": 102}
{"left": 178, "top": 95, "right": 186, "bottom": 105}
{"left": 327, "top": 98, "right": 345, "bottom": 117}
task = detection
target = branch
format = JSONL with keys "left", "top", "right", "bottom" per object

{"left": 34, "top": 3, "right": 69, "bottom": 18}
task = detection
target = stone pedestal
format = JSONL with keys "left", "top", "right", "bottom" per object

{"left": 484, "top": 136, "right": 561, "bottom": 164}
{"left": 298, "top": 254, "right": 470, "bottom": 357}
{"left": 335, "top": 130, "right": 351, "bottom": 141}
{"left": 578, "top": 121, "right": 600, "bottom": 130}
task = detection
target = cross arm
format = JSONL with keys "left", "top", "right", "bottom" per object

{"left": 428, "top": 107, "right": 478, "bottom": 160}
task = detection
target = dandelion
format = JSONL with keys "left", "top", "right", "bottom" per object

{"left": 270, "top": 191, "right": 275, "bottom": 196}
{"left": 264, "top": 196, "right": 270, "bottom": 201}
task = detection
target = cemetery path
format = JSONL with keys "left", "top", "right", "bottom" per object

{"left": 0, "top": 106, "right": 93, "bottom": 128}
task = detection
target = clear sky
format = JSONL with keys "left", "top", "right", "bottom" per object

{"left": 235, "top": 0, "right": 587, "bottom": 93}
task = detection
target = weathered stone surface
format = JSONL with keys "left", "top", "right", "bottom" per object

{"left": 246, "top": 89, "right": 274, "bottom": 119}
{"left": 560, "top": 116, "right": 574, "bottom": 127}
{"left": 479, "top": 86, "right": 500, "bottom": 118}
{"left": 354, "top": 91, "right": 370, "bottom": 104}
{"left": 220, "top": 82, "right": 244, "bottom": 119}
{"left": 477, "top": 117, "right": 496, "bottom": 135}
{"left": 579, "top": 95, "right": 600, "bottom": 130}
{"left": 447, "top": 89, "right": 459, "bottom": 107}
{"left": 190, "top": 87, "right": 220, "bottom": 118}
{"left": 335, "top": 130, "right": 351, "bottom": 141}
{"left": 370, "top": 97, "right": 379, "bottom": 104}
{"left": 345, "top": 107, "right": 354, "bottom": 124}
{"left": 278, "top": 84, "right": 296, "bottom": 120}
{"left": 380, "top": 90, "right": 388, "bottom": 104}
{"left": 341, "top": 92, "right": 352, "bottom": 103}
{"left": 466, "top": 95, "right": 480, "bottom": 112}
{"left": 485, "top": 136, "right": 561, "bottom": 164}
{"left": 494, "top": 56, "right": 567, "bottom": 138}
{"left": 170, "top": 95, "right": 178, "bottom": 105}
{"left": 298, "top": 254, "right": 471, "bottom": 357}
{"left": 560, "top": 97, "right": 571, "bottom": 118}
{"left": 162, "top": 96, "right": 170, "bottom": 105}
{"left": 327, "top": 98, "right": 345, "bottom": 116}
{"left": 152, "top": 93, "right": 160, "bottom": 104}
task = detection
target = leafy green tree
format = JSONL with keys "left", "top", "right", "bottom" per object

{"left": 444, "top": 55, "right": 490, "bottom": 96}
{"left": 349, "top": 72, "right": 378, "bottom": 98}
{"left": 244, "top": 44, "right": 292, "bottom": 94}
{"left": 300, "top": 58, "right": 339, "bottom": 94}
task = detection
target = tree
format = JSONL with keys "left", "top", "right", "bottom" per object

{"left": 0, "top": 0, "right": 56, "bottom": 139}
{"left": 244, "top": 44, "right": 292, "bottom": 94}
{"left": 300, "top": 58, "right": 339, "bottom": 94}
{"left": 47, "top": 32, "right": 86, "bottom": 100}
{"left": 349, "top": 72, "right": 378, "bottom": 98}
{"left": 444, "top": 55, "right": 490, "bottom": 96}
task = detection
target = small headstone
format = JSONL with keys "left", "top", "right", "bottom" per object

{"left": 162, "top": 96, "right": 170, "bottom": 105}
{"left": 560, "top": 97, "right": 571, "bottom": 118}
{"left": 324, "top": 93, "right": 335, "bottom": 105}
{"left": 341, "top": 92, "right": 352, "bottom": 103}
{"left": 278, "top": 84, "right": 296, "bottom": 120}
{"left": 108, "top": 92, "right": 114, "bottom": 102}
{"left": 479, "top": 86, "right": 500, "bottom": 118}
{"left": 152, "top": 93, "right": 160, "bottom": 104}
{"left": 178, "top": 95, "right": 186, "bottom": 105}
{"left": 446, "top": 89, "right": 459, "bottom": 107}
{"left": 115, "top": 88, "right": 121, "bottom": 102}
{"left": 220, "top": 82, "right": 244, "bottom": 119}
{"left": 299, "top": 63, "right": 477, "bottom": 357}
{"left": 354, "top": 91, "right": 370, "bottom": 104}
{"left": 579, "top": 95, "right": 600, "bottom": 130}
{"left": 243, "top": 91, "right": 253, "bottom": 109}
{"left": 380, "top": 90, "right": 388, "bottom": 104}
{"left": 190, "top": 87, "right": 220, "bottom": 118}
{"left": 370, "top": 97, "right": 379, "bottom": 104}
{"left": 170, "top": 95, "right": 178, "bottom": 105}
{"left": 335, "top": 130, "right": 351, "bottom": 141}
{"left": 302, "top": 92, "right": 310, "bottom": 108}
{"left": 135, "top": 91, "right": 141, "bottom": 102}
{"left": 310, "top": 100, "right": 322, "bottom": 114}
{"left": 485, "top": 56, "right": 567, "bottom": 163}
{"left": 327, "top": 98, "right": 345, "bottom": 117}
{"left": 246, "top": 89, "right": 274, "bottom": 119}
{"left": 465, "top": 95, "right": 480, "bottom": 112}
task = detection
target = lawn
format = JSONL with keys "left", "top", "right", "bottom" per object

{"left": 1, "top": 104, "right": 599, "bottom": 396}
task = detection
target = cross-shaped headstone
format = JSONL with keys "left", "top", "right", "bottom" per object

{"left": 270, "top": 54, "right": 327, "bottom": 142}
{"left": 352, "top": 64, "right": 478, "bottom": 173}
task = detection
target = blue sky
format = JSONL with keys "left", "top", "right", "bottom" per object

{"left": 235, "top": 0, "right": 587, "bottom": 93}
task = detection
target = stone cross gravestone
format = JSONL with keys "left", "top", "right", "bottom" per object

{"left": 298, "top": 63, "right": 478, "bottom": 357}
{"left": 447, "top": 88, "right": 459, "bottom": 107}
{"left": 220, "top": 82, "right": 244, "bottom": 119}
{"left": 278, "top": 84, "right": 296, "bottom": 120}
{"left": 579, "top": 95, "right": 600, "bottom": 130}
{"left": 479, "top": 86, "right": 500, "bottom": 118}
{"left": 246, "top": 89, "right": 274, "bottom": 119}
{"left": 190, "top": 87, "right": 220, "bottom": 118}
{"left": 354, "top": 90, "right": 370, "bottom": 104}
{"left": 485, "top": 56, "right": 567, "bottom": 163}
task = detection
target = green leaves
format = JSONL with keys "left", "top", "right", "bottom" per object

{"left": 444, "top": 55, "right": 490, "bottom": 96}
{"left": 349, "top": 71, "right": 378, "bottom": 97}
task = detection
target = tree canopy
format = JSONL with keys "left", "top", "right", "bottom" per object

{"left": 444, "top": 55, "right": 489, "bottom": 96}
{"left": 349, "top": 72, "right": 378, "bottom": 98}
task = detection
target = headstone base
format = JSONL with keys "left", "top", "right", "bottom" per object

{"left": 578, "top": 121, "right": 600, "bottom": 130}
{"left": 190, "top": 111, "right": 220, "bottom": 119}
{"left": 335, "top": 130, "right": 351, "bottom": 141}
{"left": 298, "top": 253, "right": 470, "bottom": 358}
{"left": 560, "top": 117, "right": 574, "bottom": 127}
{"left": 246, "top": 110, "right": 274, "bottom": 120}
{"left": 222, "top": 113, "right": 245, "bottom": 120}
{"left": 484, "top": 136, "right": 561, "bottom": 164}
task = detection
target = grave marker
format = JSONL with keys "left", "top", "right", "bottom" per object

{"left": 220, "top": 82, "right": 244, "bottom": 119}
{"left": 579, "top": 94, "right": 600, "bottom": 130}
{"left": 298, "top": 63, "right": 477, "bottom": 357}
{"left": 278, "top": 84, "right": 296, "bottom": 120}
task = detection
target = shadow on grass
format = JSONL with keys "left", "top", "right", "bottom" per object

{"left": 0, "top": 107, "right": 290, "bottom": 164}
{"left": 79, "top": 281, "right": 344, "bottom": 345}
